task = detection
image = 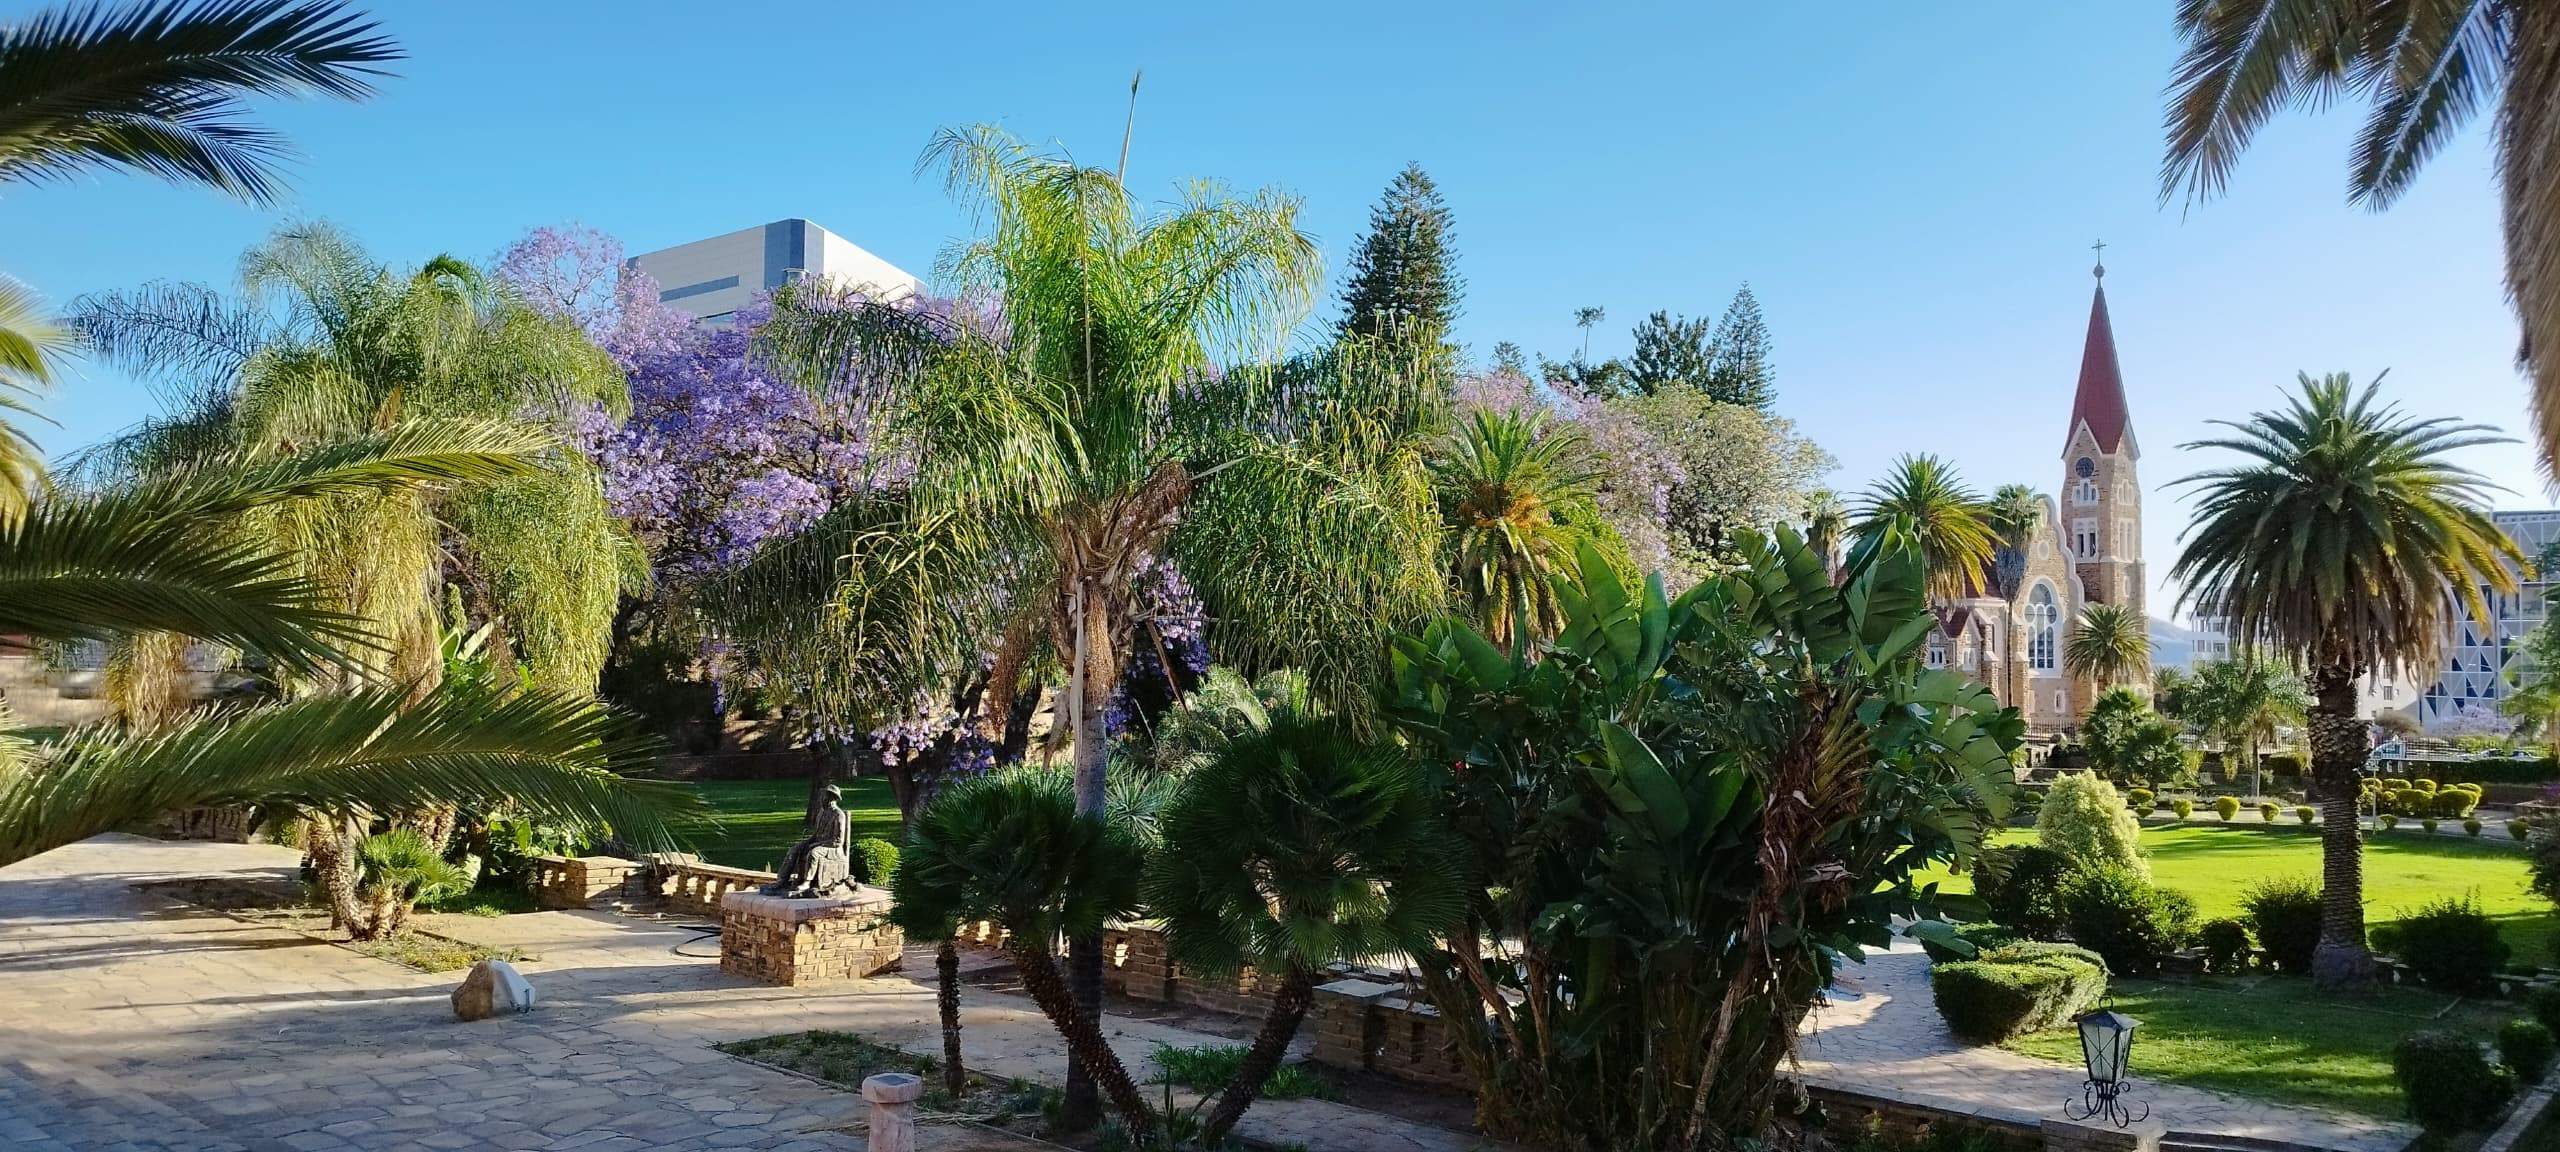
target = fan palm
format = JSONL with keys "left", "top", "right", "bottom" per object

{"left": 2065, "top": 602, "right": 2151, "bottom": 689}
{"left": 2157, "top": 0, "right": 2560, "bottom": 473}
{"left": 1431, "top": 407, "right": 1604, "bottom": 649}
{"left": 890, "top": 771, "right": 1152, "bottom": 1141}
{"left": 1851, "top": 454, "right": 1997, "bottom": 601}
{"left": 2172, "top": 372, "right": 2520, "bottom": 986}
{"left": 1143, "top": 675, "right": 1460, "bottom": 1144}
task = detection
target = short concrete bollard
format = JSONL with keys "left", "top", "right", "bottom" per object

{"left": 862, "top": 1071, "right": 924, "bottom": 1152}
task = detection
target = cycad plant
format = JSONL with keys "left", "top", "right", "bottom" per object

{"left": 1430, "top": 407, "right": 1605, "bottom": 649}
{"left": 1142, "top": 674, "right": 1461, "bottom": 1145}
{"left": 1851, "top": 454, "right": 1996, "bottom": 600}
{"left": 2065, "top": 603, "right": 2151, "bottom": 690}
{"left": 891, "top": 771, "right": 1152, "bottom": 1140}
{"left": 2172, "top": 372, "right": 2520, "bottom": 986}
{"left": 355, "top": 827, "right": 470, "bottom": 936}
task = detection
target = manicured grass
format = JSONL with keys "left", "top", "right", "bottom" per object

{"left": 1917, "top": 823, "right": 2558, "bottom": 967}
{"left": 2003, "top": 975, "right": 2510, "bottom": 1119}
{"left": 672, "top": 776, "right": 902, "bottom": 870}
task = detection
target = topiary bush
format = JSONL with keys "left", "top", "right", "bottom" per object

{"left": 852, "top": 837, "right": 901, "bottom": 887}
{"left": 2422, "top": 817, "right": 2442, "bottom": 834}
{"left": 2393, "top": 1031, "right": 2514, "bottom": 1134}
{"left": 1974, "top": 845, "right": 2077, "bottom": 940}
{"left": 2531, "top": 985, "right": 2560, "bottom": 1037}
{"left": 2060, "top": 863, "right": 2196, "bottom": 976}
{"left": 2127, "top": 788, "right": 2155, "bottom": 813}
{"left": 2171, "top": 798, "right": 2194, "bottom": 820}
{"left": 2214, "top": 795, "right": 2241, "bottom": 822}
{"left": 2514, "top": 819, "right": 2534, "bottom": 841}
{"left": 2468, "top": 817, "right": 2486, "bottom": 837}
{"left": 2502, "top": 1019, "right": 2556, "bottom": 1081}
{"left": 2381, "top": 813, "right": 2400, "bottom": 830}
{"left": 2296, "top": 805, "right": 2317, "bottom": 825}
{"left": 2257, "top": 801, "right": 2279, "bottom": 823}
{"left": 2242, "top": 876, "right": 2323, "bottom": 975}
{"left": 1930, "top": 942, "right": 2109, "bottom": 1044}
{"left": 2381, "top": 895, "right": 2511, "bottom": 995}
{"left": 2437, "top": 785, "right": 2485, "bottom": 818}
{"left": 2198, "top": 918, "right": 2252, "bottom": 973}
{"left": 2038, "top": 773, "right": 2149, "bottom": 877}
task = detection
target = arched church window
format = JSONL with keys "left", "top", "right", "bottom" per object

{"left": 2028, "top": 585, "right": 2058, "bottom": 670}
{"left": 1927, "top": 637, "right": 1947, "bottom": 668}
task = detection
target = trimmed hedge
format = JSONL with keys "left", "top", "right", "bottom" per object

{"left": 2393, "top": 1031, "right": 2515, "bottom": 1134}
{"left": 2501, "top": 1019, "right": 2555, "bottom": 1081}
{"left": 2257, "top": 801, "right": 2280, "bottom": 823}
{"left": 2214, "top": 795, "right": 2241, "bottom": 821}
{"left": 852, "top": 837, "right": 901, "bottom": 886}
{"left": 1931, "top": 942, "right": 2109, "bottom": 1043}
{"left": 2061, "top": 863, "right": 2196, "bottom": 976}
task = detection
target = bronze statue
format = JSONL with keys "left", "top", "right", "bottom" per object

{"left": 763, "top": 784, "right": 856, "bottom": 899}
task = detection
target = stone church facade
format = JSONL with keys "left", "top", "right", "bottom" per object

{"left": 1926, "top": 267, "right": 2149, "bottom": 733}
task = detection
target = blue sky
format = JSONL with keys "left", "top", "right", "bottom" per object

{"left": 0, "top": 1, "right": 2537, "bottom": 621}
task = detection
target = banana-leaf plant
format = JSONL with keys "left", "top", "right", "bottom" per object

{"left": 1386, "top": 525, "right": 2021, "bottom": 1151}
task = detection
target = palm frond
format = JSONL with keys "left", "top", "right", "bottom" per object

{"left": 2160, "top": 0, "right": 2369, "bottom": 205}
{"left": 2348, "top": 0, "right": 2506, "bottom": 205}
{"left": 0, "top": 684, "right": 689, "bottom": 866}
{"left": 0, "top": 0, "right": 400, "bottom": 204}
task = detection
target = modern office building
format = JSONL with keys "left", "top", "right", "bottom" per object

{"left": 2417, "top": 508, "right": 2560, "bottom": 728}
{"left": 627, "top": 219, "right": 921, "bottom": 325}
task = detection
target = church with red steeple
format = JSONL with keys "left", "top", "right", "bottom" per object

{"left": 1926, "top": 251, "right": 2148, "bottom": 732}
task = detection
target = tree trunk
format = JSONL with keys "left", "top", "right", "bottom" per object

{"left": 2306, "top": 663, "right": 2374, "bottom": 989}
{"left": 1060, "top": 573, "right": 1121, "bottom": 1132}
{"left": 938, "top": 940, "right": 966, "bottom": 1096}
{"left": 1201, "top": 965, "right": 1316, "bottom": 1146}
{"left": 1009, "top": 942, "right": 1154, "bottom": 1145}
{"left": 307, "top": 817, "right": 368, "bottom": 935}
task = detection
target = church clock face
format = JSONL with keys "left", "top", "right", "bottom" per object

{"left": 2074, "top": 457, "right": 2096, "bottom": 479}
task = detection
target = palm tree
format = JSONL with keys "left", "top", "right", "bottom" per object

{"left": 2172, "top": 372, "right": 2520, "bottom": 987}
{"left": 1142, "top": 673, "right": 1461, "bottom": 1145}
{"left": 1802, "top": 488, "right": 1848, "bottom": 578}
{"left": 0, "top": 429, "right": 690, "bottom": 866}
{"left": 890, "top": 771, "right": 1153, "bottom": 1141}
{"left": 1575, "top": 305, "right": 1606, "bottom": 361}
{"left": 1851, "top": 454, "right": 1997, "bottom": 601}
{"left": 754, "top": 127, "right": 1446, "bottom": 1123}
{"left": 2065, "top": 603, "right": 2151, "bottom": 690}
{"left": 1985, "top": 482, "right": 2044, "bottom": 594}
{"left": 2186, "top": 654, "right": 2311, "bottom": 797}
{"left": 1431, "top": 407, "right": 1604, "bottom": 649}
{"left": 2158, "top": 2, "right": 2560, "bottom": 473}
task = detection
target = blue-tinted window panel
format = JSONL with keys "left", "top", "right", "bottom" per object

{"left": 660, "top": 275, "right": 740, "bottom": 303}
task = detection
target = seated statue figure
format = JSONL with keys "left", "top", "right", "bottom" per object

{"left": 762, "top": 784, "right": 856, "bottom": 899}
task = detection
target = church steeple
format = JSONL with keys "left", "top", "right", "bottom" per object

{"left": 2065, "top": 254, "right": 2133, "bottom": 457}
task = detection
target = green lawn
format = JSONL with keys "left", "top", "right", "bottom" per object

{"left": 2003, "top": 975, "right": 2510, "bottom": 1119}
{"left": 672, "top": 777, "right": 902, "bottom": 870}
{"left": 1918, "top": 823, "right": 2558, "bottom": 966}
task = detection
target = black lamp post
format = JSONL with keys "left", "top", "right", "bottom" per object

{"left": 2063, "top": 1007, "right": 2147, "bottom": 1127}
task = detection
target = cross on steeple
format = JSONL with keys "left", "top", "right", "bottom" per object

{"left": 2091, "top": 239, "right": 2106, "bottom": 280}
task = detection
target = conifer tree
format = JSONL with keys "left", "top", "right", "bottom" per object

{"left": 1704, "top": 284, "right": 1774, "bottom": 410}
{"left": 1627, "top": 310, "right": 1714, "bottom": 396}
{"left": 1337, "top": 164, "right": 1462, "bottom": 342}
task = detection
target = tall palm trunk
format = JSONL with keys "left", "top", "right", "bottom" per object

{"left": 1201, "top": 964, "right": 1316, "bottom": 1146}
{"left": 938, "top": 940, "right": 966, "bottom": 1095}
{"left": 306, "top": 816, "right": 367, "bottom": 933}
{"left": 2307, "top": 664, "right": 2374, "bottom": 988}
{"left": 1009, "top": 941, "right": 1154, "bottom": 1144}
{"left": 1061, "top": 564, "right": 1123, "bottom": 1130}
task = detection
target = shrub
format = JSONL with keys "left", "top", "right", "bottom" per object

{"left": 2383, "top": 895, "right": 2510, "bottom": 995}
{"left": 2038, "top": 773, "right": 2148, "bottom": 877}
{"left": 852, "top": 838, "right": 901, "bottom": 887}
{"left": 2502, "top": 1019, "right": 2556, "bottom": 1081}
{"left": 2394, "top": 1031, "right": 2514, "bottom": 1133}
{"left": 2198, "top": 918, "right": 2252, "bottom": 973}
{"left": 2381, "top": 813, "right": 2400, "bottom": 830}
{"left": 2468, "top": 818, "right": 2485, "bottom": 837}
{"left": 2127, "top": 788, "right": 2155, "bottom": 813}
{"left": 2531, "top": 985, "right": 2560, "bottom": 1037}
{"left": 2515, "top": 819, "right": 2534, "bottom": 841}
{"left": 2437, "top": 786, "right": 2484, "bottom": 818}
{"left": 2214, "top": 796, "right": 2241, "bottom": 822}
{"left": 2265, "top": 752, "right": 2305, "bottom": 777}
{"left": 2296, "top": 805, "right": 2317, "bottom": 825}
{"left": 2255, "top": 801, "right": 2277, "bottom": 823}
{"left": 2242, "top": 876, "right": 2324, "bottom": 975}
{"left": 2422, "top": 817, "right": 2441, "bottom": 834}
{"left": 2060, "top": 863, "right": 2196, "bottom": 976}
{"left": 2171, "top": 798, "right": 2194, "bottom": 819}
{"left": 1930, "top": 942, "right": 2109, "bottom": 1044}
{"left": 1974, "top": 845, "right": 2077, "bottom": 940}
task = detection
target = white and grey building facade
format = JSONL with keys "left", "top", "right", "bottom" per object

{"left": 627, "top": 218, "right": 921, "bottom": 326}
{"left": 2417, "top": 509, "right": 2560, "bottom": 728}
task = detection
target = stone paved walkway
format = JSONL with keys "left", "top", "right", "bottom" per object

{"left": 0, "top": 835, "right": 1502, "bottom": 1152}
{"left": 1796, "top": 943, "right": 2416, "bottom": 1152}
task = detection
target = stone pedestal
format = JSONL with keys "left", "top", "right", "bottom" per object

{"left": 862, "top": 1072, "right": 923, "bottom": 1152}
{"left": 2040, "top": 1116, "right": 2163, "bottom": 1152}
{"left": 719, "top": 887, "right": 903, "bottom": 986}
